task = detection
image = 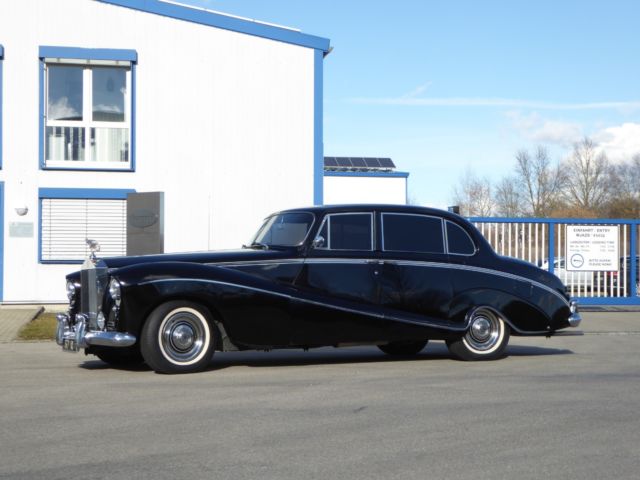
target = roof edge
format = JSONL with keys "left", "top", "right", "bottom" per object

{"left": 96, "top": 0, "right": 331, "bottom": 52}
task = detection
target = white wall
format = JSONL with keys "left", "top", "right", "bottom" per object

{"left": 0, "top": 0, "right": 318, "bottom": 302}
{"left": 324, "top": 175, "right": 407, "bottom": 205}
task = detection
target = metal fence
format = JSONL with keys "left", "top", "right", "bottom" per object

{"left": 468, "top": 217, "right": 639, "bottom": 305}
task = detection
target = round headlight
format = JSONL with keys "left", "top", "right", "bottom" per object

{"left": 108, "top": 278, "right": 122, "bottom": 305}
{"left": 66, "top": 281, "right": 76, "bottom": 303}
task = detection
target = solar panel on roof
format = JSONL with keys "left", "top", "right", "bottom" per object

{"left": 324, "top": 157, "right": 338, "bottom": 167}
{"left": 350, "top": 158, "right": 366, "bottom": 167}
{"left": 378, "top": 158, "right": 396, "bottom": 168}
{"left": 364, "top": 158, "right": 381, "bottom": 168}
{"left": 336, "top": 157, "right": 352, "bottom": 167}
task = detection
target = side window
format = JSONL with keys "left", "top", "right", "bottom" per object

{"left": 446, "top": 221, "right": 476, "bottom": 255}
{"left": 383, "top": 214, "right": 444, "bottom": 254}
{"left": 317, "top": 213, "right": 373, "bottom": 251}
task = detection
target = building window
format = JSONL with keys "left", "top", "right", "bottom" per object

{"left": 39, "top": 47, "right": 136, "bottom": 171}
{"left": 39, "top": 188, "right": 134, "bottom": 263}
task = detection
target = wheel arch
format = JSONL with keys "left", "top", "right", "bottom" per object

{"left": 449, "top": 288, "right": 552, "bottom": 335}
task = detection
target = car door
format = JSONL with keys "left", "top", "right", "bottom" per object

{"left": 376, "top": 212, "right": 454, "bottom": 324}
{"left": 292, "top": 211, "right": 382, "bottom": 344}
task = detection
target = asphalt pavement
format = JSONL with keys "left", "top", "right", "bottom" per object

{"left": 1, "top": 311, "right": 639, "bottom": 479}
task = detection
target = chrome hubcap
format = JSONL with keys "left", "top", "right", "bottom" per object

{"left": 470, "top": 317, "right": 492, "bottom": 342}
{"left": 171, "top": 324, "right": 196, "bottom": 351}
{"left": 160, "top": 310, "right": 207, "bottom": 363}
{"left": 465, "top": 309, "right": 501, "bottom": 352}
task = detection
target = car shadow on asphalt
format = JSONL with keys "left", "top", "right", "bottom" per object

{"left": 78, "top": 343, "right": 574, "bottom": 373}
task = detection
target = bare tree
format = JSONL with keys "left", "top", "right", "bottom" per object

{"left": 451, "top": 169, "right": 493, "bottom": 216}
{"left": 564, "top": 138, "right": 611, "bottom": 213}
{"left": 493, "top": 176, "right": 522, "bottom": 217}
{"left": 514, "top": 146, "right": 565, "bottom": 216}
{"left": 605, "top": 153, "right": 640, "bottom": 218}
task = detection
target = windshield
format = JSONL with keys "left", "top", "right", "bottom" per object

{"left": 250, "top": 212, "right": 315, "bottom": 247}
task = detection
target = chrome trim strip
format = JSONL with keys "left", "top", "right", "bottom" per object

{"left": 216, "top": 257, "right": 570, "bottom": 306}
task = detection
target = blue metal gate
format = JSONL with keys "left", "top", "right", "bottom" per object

{"left": 468, "top": 217, "right": 639, "bottom": 306}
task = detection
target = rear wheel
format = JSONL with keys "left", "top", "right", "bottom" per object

{"left": 378, "top": 340, "right": 428, "bottom": 356}
{"left": 141, "top": 301, "right": 216, "bottom": 374}
{"left": 446, "top": 307, "right": 510, "bottom": 361}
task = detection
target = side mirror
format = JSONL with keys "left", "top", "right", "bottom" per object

{"left": 312, "top": 235, "right": 325, "bottom": 249}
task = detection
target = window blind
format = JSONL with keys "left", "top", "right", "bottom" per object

{"left": 41, "top": 198, "right": 127, "bottom": 261}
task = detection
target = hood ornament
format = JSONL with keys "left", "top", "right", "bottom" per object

{"left": 86, "top": 239, "right": 101, "bottom": 263}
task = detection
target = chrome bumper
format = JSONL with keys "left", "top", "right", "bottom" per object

{"left": 568, "top": 300, "right": 582, "bottom": 328}
{"left": 56, "top": 313, "right": 136, "bottom": 351}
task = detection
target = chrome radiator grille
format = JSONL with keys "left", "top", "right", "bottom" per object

{"left": 80, "top": 260, "right": 109, "bottom": 330}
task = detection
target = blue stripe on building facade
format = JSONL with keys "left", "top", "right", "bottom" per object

{"left": 97, "top": 0, "right": 330, "bottom": 53}
{"left": 324, "top": 171, "right": 410, "bottom": 178}
{"left": 38, "top": 46, "right": 137, "bottom": 61}
{"left": 313, "top": 49, "right": 324, "bottom": 205}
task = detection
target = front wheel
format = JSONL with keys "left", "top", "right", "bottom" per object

{"left": 141, "top": 301, "right": 216, "bottom": 374}
{"left": 446, "top": 307, "right": 510, "bottom": 361}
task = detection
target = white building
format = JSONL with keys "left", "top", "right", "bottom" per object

{"left": 323, "top": 157, "right": 409, "bottom": 205}
{"left": 0, "top": 0, "right": 330, "bottom": 302}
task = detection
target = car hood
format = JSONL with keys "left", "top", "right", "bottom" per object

{"left": 101, "top": 248, "right": 297, "bottom": 270}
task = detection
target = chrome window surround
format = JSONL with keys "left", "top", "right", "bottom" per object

{"left": 381, "top": 213, "right": 446, "bottom": 254}
{"left": 314, "top": 212, "right": 374, "bottom": 251}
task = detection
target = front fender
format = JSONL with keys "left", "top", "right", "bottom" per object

{"left": 113, "top": 262, "right": 296, "bottom": 342}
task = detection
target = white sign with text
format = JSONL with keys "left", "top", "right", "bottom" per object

{"left": 565, "top": 225, "right": 619, "bottom": 272}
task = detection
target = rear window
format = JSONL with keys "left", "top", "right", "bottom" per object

{"left": 446, "top": 221, "right": 476, "bottom": 255}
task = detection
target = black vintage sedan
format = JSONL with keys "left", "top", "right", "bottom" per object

{"left": 56, "top": 205, "right": 581, "bottom": 374}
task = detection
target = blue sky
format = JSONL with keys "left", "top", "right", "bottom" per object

{"left": 184, "top": 0, "right": 640, "bottom": 207}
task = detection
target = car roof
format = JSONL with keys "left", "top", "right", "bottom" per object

{"left": 276, "top": 204, "right": 466, "bottom": 222}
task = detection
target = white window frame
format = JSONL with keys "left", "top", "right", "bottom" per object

{"left": 43, "top": 59, "right": 132, "bottom": 170}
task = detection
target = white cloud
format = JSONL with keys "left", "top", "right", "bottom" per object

{"left": 507, "top": 112, "right": 583, "bottom": 147}
{"left": 348, "top": 96, "right": 640, "bottom": 111}
{"left": 48, "top": 97, "right": 80, "bottom": 120}
{"left": 594, "top": 123, "right": 640, "bottom": 162}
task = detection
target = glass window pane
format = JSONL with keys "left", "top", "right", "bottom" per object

{"left": 383, "top": 214, "right": 444, "bottom": 253}
{"left": 252, "top": 213, "right": 314, "bottom": 246}
{"left": 47, "top": 65, "right": 83, "bottom": 121}
{"left": 328, "top": 214, "right": 372, "bottom": 250}
{"left": 92, "top": 67, "right": 126, "bottom": 122}
{"left": 446, "top": 221, "right": 476, "bottom": 255}
{"left": 91, "top": 128, "right": 129, "bottom": 162}
{"left": 45, "top": 126, "right": 85, "bottom": 161}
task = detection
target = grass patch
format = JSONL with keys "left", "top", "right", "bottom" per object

{"left": 18, "top": 312, "right": 59, "bottom": 341}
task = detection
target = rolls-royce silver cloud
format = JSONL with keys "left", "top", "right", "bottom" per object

{"left": 56, "top": 205, "right": 581, "bottom": 374}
